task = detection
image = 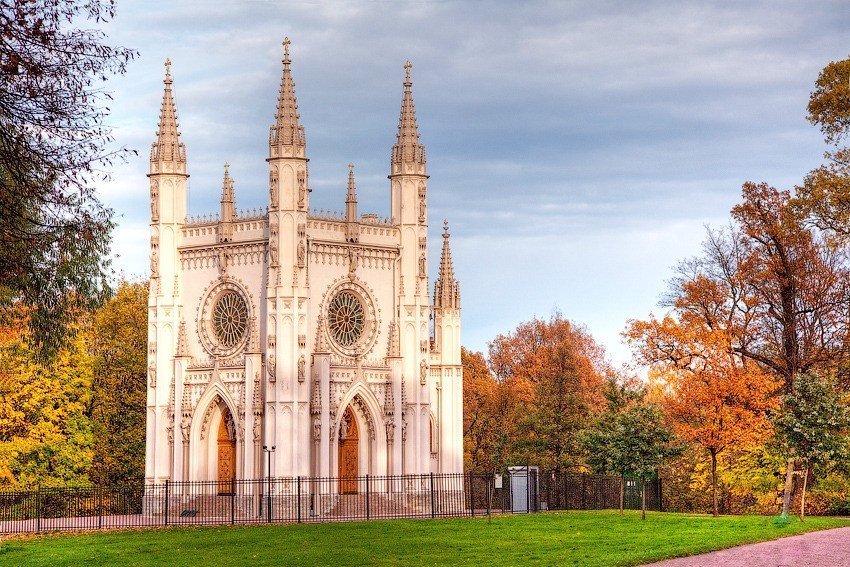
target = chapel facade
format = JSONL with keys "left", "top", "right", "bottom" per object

{"left": 144, "top": 40, "right": 463, "bottom": 486}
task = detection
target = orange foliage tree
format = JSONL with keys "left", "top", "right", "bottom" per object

{"left": 488, "top": 314, "right": 607, "bottom": 473}
{"left": 462, "top": 348, "right": 509, "bottom": 472}
{"left": 628, "top": 317, "right": 779, "bottom": 516}
{"left": 662, "top": 182, "right": 850, "bottom": 515}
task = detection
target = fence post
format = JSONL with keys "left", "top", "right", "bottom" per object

{"left": 35, "top": 486, "right": 41, "bottom": 533}
{"left": 486, "top": 474, "right": 492, "bottom": 522}
{"left": 366, "top": 475, "right": 371, "bottom": 520}
{"left": 297, "top": 476, "right": 302, "bottom": 523}
{"left": 230, "top": 481, "right": 235, "bottom": 525}
{"left": 430, "top": 472, "right": 436, "bottom": 519}
{"left": 164, "top": 480, "right": 169, "bottom": 526}
{"left": 469, "top": 472, "right": 475, "bottom": 517}
{"left": 267, "top": 478, "right": 272, "bottom": 523}
{"left": 98, "top": 487, "right": 103, "bottom": 529}
{"left": 658, "top": 477, "right": 663, "bottom": 512}
{"left": 581, "top": 473, "right": 587, "bottom": 510}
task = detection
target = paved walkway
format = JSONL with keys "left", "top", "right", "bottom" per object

{"left": 644, "top": 526, "right": 850, "bottom": 566}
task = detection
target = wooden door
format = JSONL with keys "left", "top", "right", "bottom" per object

{"left": 338, "top": 407, "right": 359, "bottom": 494}
{"left": 217, "top": 414, "right": 236, "bottom": 495}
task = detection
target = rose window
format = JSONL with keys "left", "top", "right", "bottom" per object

{"left": 328, "top": 291, "right": 365, "bottom": 347}
{"left": 212, "top": 291, "right": 248, "bottom": 349}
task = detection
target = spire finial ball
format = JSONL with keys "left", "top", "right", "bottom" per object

{"left": 348, "top": 162, "right": 354, "bottom": 172}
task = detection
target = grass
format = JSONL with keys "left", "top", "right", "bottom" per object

{"left": 2, "top": 511, "right": 849, "bottom": 566}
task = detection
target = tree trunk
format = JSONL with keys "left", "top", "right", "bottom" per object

{"left": 781, "top": 457, "right": 795, "bottom": 517}
{"left": 800, "top": 466, "right": 809, "bottom": 521}
{"left": 619, "top": 475, "right": 624, "bottom": 516}
{"left": 711, "top": 450, "right": 718, "bottom": 517}
{"left": 641, "top": 478, "right": 646, "bottom": 520}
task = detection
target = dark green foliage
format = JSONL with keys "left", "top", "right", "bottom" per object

{"left": 0, "top": 0, "right": 136, "bottom": 359}
{"left": 775, "top": 373, "right": 850, "bottom": 472}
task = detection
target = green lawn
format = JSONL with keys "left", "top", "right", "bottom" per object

{"left": 2, "top": 511, "right": 848, "bottom": 566}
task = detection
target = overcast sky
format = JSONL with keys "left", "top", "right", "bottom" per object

{"left": 98, "top": 1, "right": 850, "bottom": 366}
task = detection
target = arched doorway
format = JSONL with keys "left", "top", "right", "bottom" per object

{"left": 338, "top": 406, "right": 359, "bottom": 494}
{"left": 217, "top": 407, "right": 236, "bottom": 495}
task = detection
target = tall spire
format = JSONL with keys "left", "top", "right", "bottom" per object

{"left": 391, "top": 61, "right": 426, "bottom": 169}
{"left": 150, "top": 58, "right": 187, "bottom": 172}
{"left": 434, "top": 219, "right": 460, "bottom": 309}
{"left": 219, "top": 163, "right": 236, "bottom": 242}
{"left": 345, "top": 163, "right": 359, "bottom": 243}
{"left": 346, "top": 162, "right": 357, "bottom": 218}
{"left": 269, "top": 37, "right": 306, "bottom": 153}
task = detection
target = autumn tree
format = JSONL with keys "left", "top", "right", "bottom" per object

{"left": 628, "top": 318, "right": 779, "bottom": 516}
{"left": 488, "top": 314, "right": 606, "bottom": 471}
{"left": 88, "top": 281, "right": 147, "bottom": 485}
{"left": 795, "top": 57, "right": 850, "bottom": 250}
{"left": 774, "top": 373, "right": 850, "bottom": 520}
{"left": 0, "top": 0, "right": 136, "bottom": 358}
{"left": 661, "top": 181, "right": 850, "bottom": 515}
{"left": 462, "top": 348, "right": 509, "bottom": 472}
{"left": 0, "top": 311, "right": 94, "bottom": 488}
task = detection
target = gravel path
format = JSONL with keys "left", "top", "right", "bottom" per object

{"left": 643, "top": 526, "right": 850, "bottom": 566}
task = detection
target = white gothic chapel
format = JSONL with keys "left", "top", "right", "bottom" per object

{"left": 144, "top": 39, "right": 463, "bottom": 487}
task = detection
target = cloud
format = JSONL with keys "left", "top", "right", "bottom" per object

{"left": 96, "top": 0, "right": 850, "bottom": 365}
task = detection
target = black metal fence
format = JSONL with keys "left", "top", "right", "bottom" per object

{"left": 0, "top": 472, "right": 662, "bottom": 534}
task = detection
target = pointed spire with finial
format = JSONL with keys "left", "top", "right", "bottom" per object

{"left": 434, "top": 219, "right": 460, "bottom": 309}
{"left": 269, "top": 37, "right": 306, "bottom": 154}
{"left": 346, "top": 162, "right": 357, "bottom": 222}
{"left": 345, "top": 163, "right": 360, "bottom": 243}
{"left": 219, "top": 163, "right": 236, "bottom": 242}
{"left": 391, "top": 60, "right": 426, "bottom": 170}
{"left": 151, "top": 58, "right": 187, "bottom": 173}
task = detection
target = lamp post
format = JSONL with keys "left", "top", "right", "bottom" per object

{"left": 262, "top": 445, "right": 275, "bottom": 522}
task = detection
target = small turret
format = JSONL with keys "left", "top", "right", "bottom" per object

{"left": 345, "top": 163, "right": 359, "bottom": 243}
{"left": 434, "top": 220, "right": 460, "bottom": 309}
{"left": 219, "top": 163, "right": 236, "bottom": 243}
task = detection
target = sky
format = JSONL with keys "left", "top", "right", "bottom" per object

{"left": 97, "top": 0, "right": 850, "bottom": 367}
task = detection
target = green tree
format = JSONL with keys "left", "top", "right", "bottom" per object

{"left": 0, "top": 0, "right": 136, "bottom": 358}
{"left": 618, "top": 402, "right": 679, "bottom": 520}
{"left": 580, "top": 379, "right": 645, "bottom": 514}
{"left": 774, "top": 373, "right": 850, "bottom": 520}
{"left": 89, "top": 281, "right": 147, "bottom": 485}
